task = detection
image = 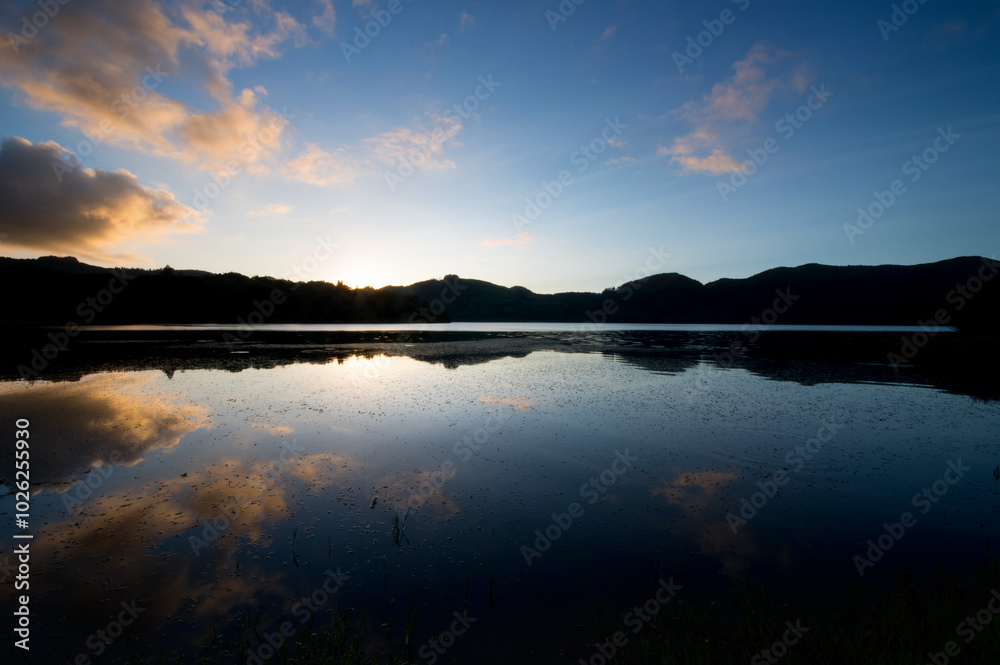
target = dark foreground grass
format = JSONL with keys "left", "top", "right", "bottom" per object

{"left": 107, "top": 552, "right": 1000, "bottom": 664}
{"left": 596, "top": 554, "right": 1000, "bottom": 665}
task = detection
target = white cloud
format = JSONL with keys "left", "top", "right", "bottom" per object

{"left": 286, "top": 115, "right": 464, "bottom": 186}
{"left": 459, "top": 10, "right": 476, "bottom": 31}
{"left": 248, "top": 203, "right": 292, "bottom": 216}
{"left": 482, "top": 233, "right": 534, "bottom": 249}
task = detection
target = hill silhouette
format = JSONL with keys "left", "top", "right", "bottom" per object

{"left": 389, "top": 257, "right": 1000, "bottom": 330}
{"left": 0, "top": 256, "right": 430, "bottom": 325}
{"left": 2, "top": 255, "right": 998, "bottom": 331}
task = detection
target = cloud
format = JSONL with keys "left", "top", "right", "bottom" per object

{"left": 659, "top": 42, "right": 808, "bottom": 176}
{"left": 604, "top": 156, "right": 635, "bottom": 166}
{"left": 313, "top": 0, "right": 337, "bottom": 34}
{"left": 699, "top": 43, "right": 785, "bottom": 122}
{"left": 481, "top": 233, "right": 534, "bottom": 249}
{"left": 459, "top": 10, "right": 476, "bottom": 31}
{"left": 362, "top": 115, "right": 462, "bottom": 170}
{"left": 601, "top": 25, "right": 617, "bottom": 40}
{"left": 0, "top": 0, "right": 304, "bottom": 171}
{"left": 664, "top": 148, "right": 741, "bottom": 175}
{"left": 285, "top": 143, "right": 364, "bottom": 186}
{"left": 650, "top": 468, "right": 758, "bottom": 575}
{"left": 0, "top": 373, "right": 209, "bottom": 487}
{"left": 481, "top": 395, "right": 532, "bottom": 410}
{"left": 0, "top": 137, "right": 203, "bottom": 263}
{"left": 657, "top": 131, "right": 742, "bottom": 175}
{"left": 248, "top": 203, "right": 292, "bottom": 216}
{"left": 286, "top": 115, "right": 463, "bottom": 186}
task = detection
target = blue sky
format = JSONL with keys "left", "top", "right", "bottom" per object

{"left": 1, "top": 0, "right": 997, "bottom": 293}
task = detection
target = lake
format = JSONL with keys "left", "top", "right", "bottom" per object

{"left": 1, "top": 327, "right": 997, "bottom": 663}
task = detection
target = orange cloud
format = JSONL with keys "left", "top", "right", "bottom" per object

{"left": 481, "top": 395, "right": 533, "bottom": 410}
{"left": 0, "top": 0, "right": 306, "bottom": 171}
{"left": 651, "top": 468, "right": 759, "bottom": 576}
{"left": 0, "top": 372, "right": 210, "bottom": 487}
{"left": 313, "top": 0, "right": 337, "bottom": 34}
{"left": 0, "top": 137, "right": 203, "bottom": 263}
{"left": 659, "top": 42, "right": 810, "bottom": 177}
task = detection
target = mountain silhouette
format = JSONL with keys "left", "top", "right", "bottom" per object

{"left": 2, "top": 255, "right": 998, "bottom": 331}
{"left": 390, "top": 257, "right": 1000, "bottom": 330}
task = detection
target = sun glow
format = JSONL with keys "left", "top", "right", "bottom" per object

{"left": 325, "top": 266, "right": 388, "bottom": 290}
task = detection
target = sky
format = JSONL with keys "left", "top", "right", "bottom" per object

{"left": 0, "top": 0, "right": 998, "bottom": 294}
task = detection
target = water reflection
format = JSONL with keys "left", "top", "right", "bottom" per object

{"left": 0, "top": 335, "right": 998, "bottom": 663}
{"left": 3, "top": 328, "right": 994, "bottom": 402}
{"left": 0, "top": 373, "right": 209, "bottom": 487}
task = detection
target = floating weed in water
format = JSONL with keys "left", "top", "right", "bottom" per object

{"left": 405, "top": 598, "right": 418, "bottom": 648}
{"left": 391, "top": 506, "right": 410, "bottom": 547}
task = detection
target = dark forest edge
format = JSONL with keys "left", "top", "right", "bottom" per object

{"left": 1, "top": 255, "right": 999, "bottom": 331}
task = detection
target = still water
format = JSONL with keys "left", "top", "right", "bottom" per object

{"left": 1, "top": 332, "right": 997, "bottom": 663}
